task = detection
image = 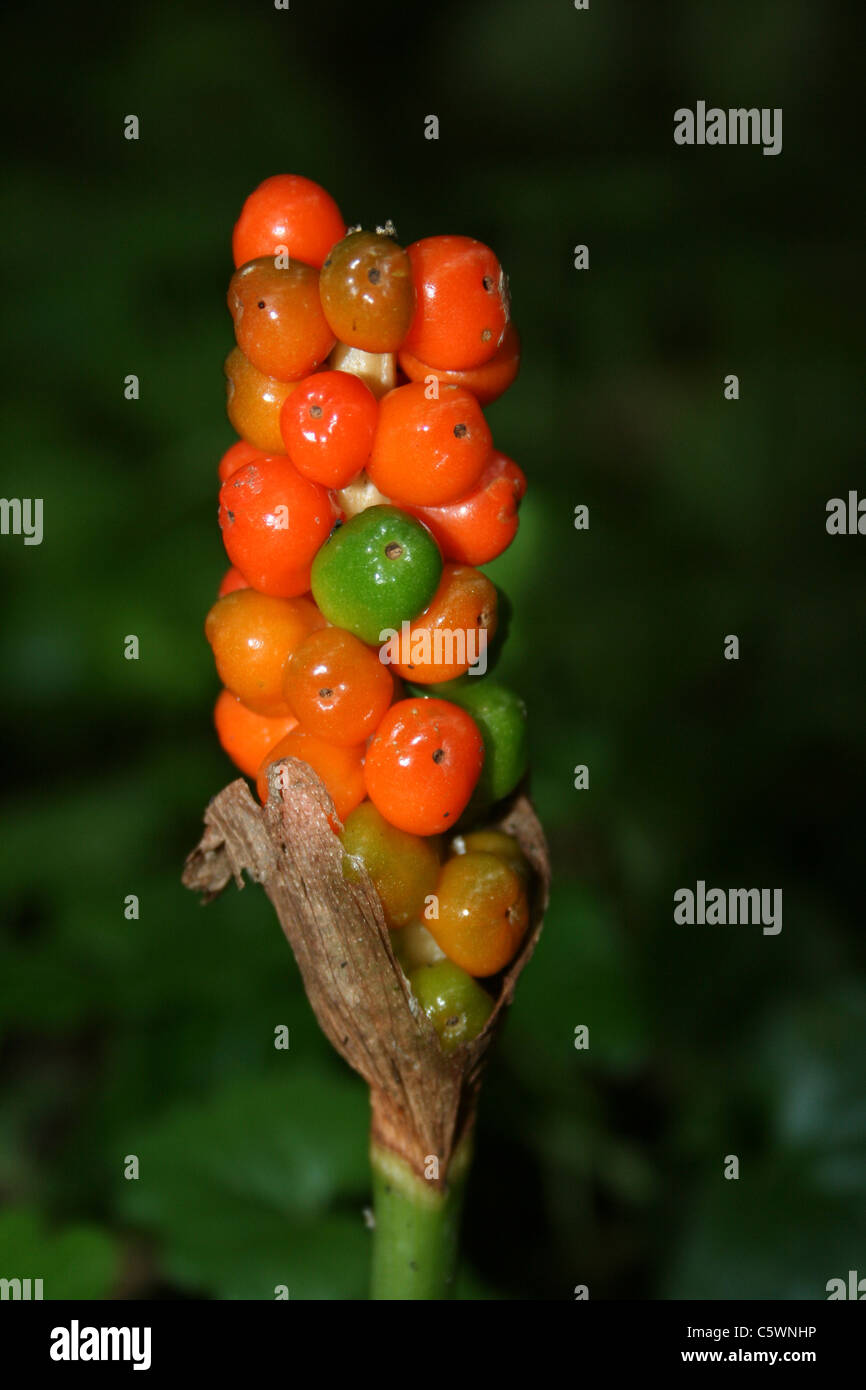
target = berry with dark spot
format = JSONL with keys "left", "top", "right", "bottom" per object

{"left": 319, "top": 230, "right": 414, "bottom": 352}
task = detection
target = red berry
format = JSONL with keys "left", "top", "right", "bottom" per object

{"left": 218, "top": 439, "right": 262, "bottom": 482}
{"left": 279, "top": 370, "right": 378, "bottom": 489}
{"left": 232, "top": 174, "right": 345, "bottom": 270}
{"left": 364, "top": 698, "right": 484, "bottom": 835}
{"left": 219, "top": 456, "right": 337, "bottom": 597}
{"left": 368, "top": 382, "right": 491, "bottom": 506}
{"left": 406, "top": 451, "right": 525, "bottom": 566}
{"left": 398, "top": 322, "right": 520, "bottom": 406}
{"left": 228, "top": 259, "right": 335, "bottom": 382}
{"left": 283, "top": 626, "right": 393, "bottom": 745}
{"left": 218, "top": 566, "right": 250, "bottom": 597}
{"left": 256, "top": 729, "right": 366, "bottom": 825}
{"left": 403, "top": 236, "right": 509, "bottom": 371}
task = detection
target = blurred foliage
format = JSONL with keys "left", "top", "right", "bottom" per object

{"left": 0, "top": 0, "right": 863, "bottom": 1299}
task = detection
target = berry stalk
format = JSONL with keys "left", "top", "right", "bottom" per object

{"left": 370, "top": 1134, "right": 472, "bottom": 1300}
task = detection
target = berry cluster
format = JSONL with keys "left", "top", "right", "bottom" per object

{"left": 206, "top": 174, "right": 530, "bottom": 1049}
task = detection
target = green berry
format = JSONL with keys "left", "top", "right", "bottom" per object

{"left": 408, "top": 960, "right": 494, "bottom": 1052}
{"left": 341, "top": 802, "right": 440, "bottom": 929}
{"left": 407, "top": 675, "right": 528, "bottom": 811}
{"left": 311, "top": 506, "right": 442, "bottom": 645}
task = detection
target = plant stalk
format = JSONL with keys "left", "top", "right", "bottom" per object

{"left": 369, "top": 1133, "right": 473, "bottom": 1300}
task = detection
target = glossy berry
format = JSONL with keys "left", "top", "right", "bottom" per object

{"left": 364, "top": 698, "right": 484, "bottom": 835}
{"left": 225, "top": 347, "right": 297, "bottom": 453}
{"left": 403, "top": 235, "right": 509, "bottom": 371}
{"left": 319, "top": 230, "right": 414, "bottom": 353}
{"left": 311, "top": 505, "right": 442, "bottom": 645}
{"left": 408, "top": 960, "right": 494, "bottom": 1051}
{"left": 387, "top": 564, "right": 498, "bottom": 683}
{"left": 428, "top": 850, "right": 528, "bottom": 977}
{"left": 205, "top": 589, "right": 324, "bottom": 715}
{"left": 368, "top": 382, "right": 491, "bottom": 507}
{"left": 407, "top": 451, "right": 526, "bottom": 566}
{"left": 340, "top": 802, "right": 440, "bottom": 929}
{"left": 219, "top": 439, "right": 262, "bottom": 482}
{"left": 232, "top": 174, "right": 345, "bottom": 270}
{"left": 228, "top": 259, "right": 335, "bottom": 382}
{"left": 417, "top": 676, "right": 528, "bottom": 811}
{"left": 451, "top": 828, "right": 530, "bottom": 885}
{"left": 256, "top": 728, "right": 365, "bottom": 824}
{"left": 398, "top": 322, "right": 520, "bottom": 406}
{"left": 393, "top": 920, "right": 446, "bottom": 971}
{"left": 283, "top": 627, "right": 393, "bottom": 745}
{"left": 213, "top": 689, "right": 298, "bottom": 778}
{"left": 219, "top": 456, "right": 337, "bottom": 598}
{"left": 218, "top": 566, "right": 249, "bottom": 597}
{"left": 279, "top": 370, "right": 377, "bottom": 489}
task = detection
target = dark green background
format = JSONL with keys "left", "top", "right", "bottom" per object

{"left": 1, "top": 0, "right": 863, "bottom": 1299}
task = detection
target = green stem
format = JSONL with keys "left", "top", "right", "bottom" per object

{"left": 369, "top": 1135, "right": 473, "bottom": 1300}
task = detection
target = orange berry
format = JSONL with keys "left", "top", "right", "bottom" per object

{"left": 364, "top": 697, "right": 483, "bottom": 835}
{"left": 232, "top": 174, "right": 345, "bottom": 270}
{"left": 214, "top": 689, "right": 298, "bottom": 778}
{"left": 224, "top": 346, "right": 297, "bottom": 453}
{"left": 387, "top": 563, "right": 497, "bottom": 683}
{"left": 403, "top": 235, "right": 509, "bottom": 370}
{"left": 228, "top": 259, "right": 335, "bottom": 382}
{"left": 205, "top": 589, "right": 325, "bottom": 716}
{"left": 368, "top": 382, "right": 491, "bottom": 506}
{"left": 219, "top": 456, "right": 337, "bottom": 598}
{"left": 319, "top": 230, "right": 415, "bottom": 353}
{"left": 427, "top": 850, "right": 528, "bottom": 977}
{"left": 256, "top": 728, "right": 365, "bottom": 824}
{"left": 283, "top": 627, "right": 393, "bottom": 746}
{"left": 219, "top": 439, "right": 262, "bottom": 482}
{"left": 398, "top": 322, "right": 520, "bottom": 406}
{"left": 450, "top": 827, "right": 531, "bottom": 885}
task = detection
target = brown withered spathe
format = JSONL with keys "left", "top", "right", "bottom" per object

{"left": 183, "top": 758, "right": 549, "bottom": 1189}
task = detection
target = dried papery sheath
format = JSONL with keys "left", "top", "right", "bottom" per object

{"left": 183, "top": 759, "right": 549, "bottom": 1190}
